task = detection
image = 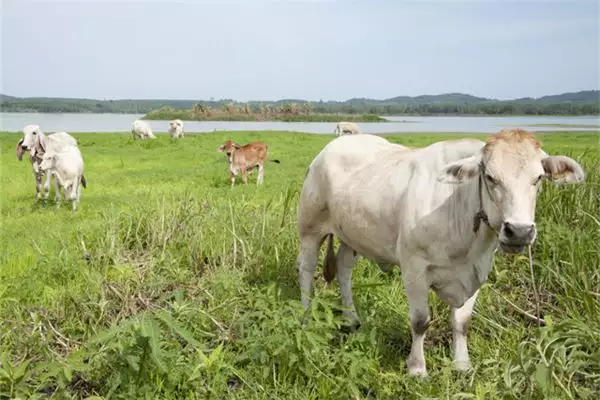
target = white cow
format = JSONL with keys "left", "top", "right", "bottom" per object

{"left": 168, "top": 119, "right": 184, "bottom": 139}
{"left": 131, "top": 120, "right": 156, "bottom": 140}
{"left": 334, "top": 121, "right": 361, "bottom": 136}
{"left": 16, "top": 124, "right": 79, "bottom": 201}
{"left": 39, "top": 146, "right": 87, "bottom": 211}
{"left": 296, "top": 129, "right": 585, "bottom": 377}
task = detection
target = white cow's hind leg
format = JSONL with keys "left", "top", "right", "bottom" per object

{"left": 402, "top": 260, "right": 431, "bottom": 377}
{"left": 297, "top": 234, "right": 323, "bottom": 313}
{"left": 69, "top": 179, "right": 80, "bottom": 211}
{"left": 451, "top": 289, "right": 479, "bottom": 371}
{"left": 336, "top": 242, "right": 360, "bottom": 327}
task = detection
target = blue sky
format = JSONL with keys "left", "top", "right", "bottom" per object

{"left": 1, "top": 0, "right": 598, "bottom": 101}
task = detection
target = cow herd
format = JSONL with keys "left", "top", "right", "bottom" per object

{"left": 13, "top": 122, "right": 586, "bottom": 377}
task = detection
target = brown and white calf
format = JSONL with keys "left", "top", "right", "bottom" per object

{"left": 217, "top": 139, "right": 280, "bottom": 186}
{"left": 297, "top": 129, "right": 585, "bottom": 377}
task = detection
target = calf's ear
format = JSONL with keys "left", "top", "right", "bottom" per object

{"left": 233, "top": 143, "right": 241, "bottom": 149}
{"left": 541, "top": 155, "right": 585, "bottom": 185}
{"left": 438, "top": 154, "right": 482, "bottom": 184}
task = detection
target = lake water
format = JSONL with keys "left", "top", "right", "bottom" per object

{"left": 1, "top": 112, "right": 598, "bottom": 134}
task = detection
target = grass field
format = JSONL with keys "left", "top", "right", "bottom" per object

{"left": 0, "top": 130, "right": 599, "bottom": 399}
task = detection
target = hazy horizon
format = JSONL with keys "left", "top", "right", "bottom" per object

{"left": 2, "top": 0, "right": 599, "bottom": 102}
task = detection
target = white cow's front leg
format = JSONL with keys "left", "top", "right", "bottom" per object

{"left": 336, "top": 241, "right": 360, "bottom": 328}
{"left": 402, "top": 260, "right": 431, "bottom": 377}
{"left": 451, "top": 289, "right": 479, "bottom": 371}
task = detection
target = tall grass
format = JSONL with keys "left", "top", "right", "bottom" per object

{"left": 0, "top": 131, "right": 598, "bottom": 399}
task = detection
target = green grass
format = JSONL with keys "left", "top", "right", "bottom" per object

{"left": 0, "top": 130, "right": 599, "bottom": 399}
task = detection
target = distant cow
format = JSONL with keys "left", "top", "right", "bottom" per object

{"left": 169, "top": 119, "right": 184, "bottom": 139}
{"left": 217, "top": 139, "right": 280, "bottom": 186}
{"left": 334, "top": 121, "right": 361, "bottom": 136}
{"left": 131, "top": 120, "right": 155, "bottom": 140}
{"left": 296, "top": 129, "right": 585, "bottom": 377}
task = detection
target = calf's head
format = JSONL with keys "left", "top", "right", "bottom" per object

{"left": 217, "top": 140, "right": 241, "bottom": 158}
{"left": 39, "top": 152, "right": 58, "bottom": 171}
{"left": 439, "top": 129, "right": 585, "bottom": 253}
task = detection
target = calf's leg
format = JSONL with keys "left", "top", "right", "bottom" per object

{"left": 451, "top": 289, "right": 479, "bottom": 371}
{"left": 43, "top": 171, "right": 52, "bottom": 200}
{"left": 54, "top": 175, "right": 62, "bottom": 203}
{"left": 34, "top": 171, "right": 43, "bottom": 200}
{"left": 257, "top": 164, "right": 265, "bottom": 184}
{"left": 402, "top": 259, "right": 431, "bottom": 377}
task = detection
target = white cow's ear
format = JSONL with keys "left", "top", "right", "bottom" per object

{"left": 438, "top": 154, "right": 481, "bottom": 184}
{"left": 541, "top": 155, "right": 585, "bottom": 185}
{"left": 16, "top": 139, "right": 25, "bottom": 161}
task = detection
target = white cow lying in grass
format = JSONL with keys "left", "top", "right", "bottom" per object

{"left": 39, "top": 146, "right": 87, "bottom": 211}
{"left": 131, "top": 120, "right": 156, "bottom": 140}
{"left": 16, "top": 124, "right": 79, "bottom": 201}
{"left": 168, "top": 119, "right": 184, "bottom": 139}
{"left": 334, "top": 121, "right": 361, "bottom": 136}
{"left": 297, "top": 128, "right": 585, "bottom": 377}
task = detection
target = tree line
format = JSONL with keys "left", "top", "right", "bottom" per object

{"left": 1, "top": 92, "right": 598, "bottom": 116}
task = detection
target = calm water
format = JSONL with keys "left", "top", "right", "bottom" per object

{"left": 1, "top": 112, "right": 598, "bottom": 134}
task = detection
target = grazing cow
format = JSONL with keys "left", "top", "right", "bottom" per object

{"left": 217, "top": 139, "right": 280, "bottom": 186}
{"left": 168, "top": 119, "right": 184, "bottom": 139}
{"left": 334, "top": 121, "right": 361, "bottom": 136}
{"left": 131, "top": 120, "right": 156, "bottom": 140}
{"left": 16, "top": 124, "right": 79, "bottom": 201}
{"left": 296, "top": 129, "right": 585, "bottom": 377}
{"left": 39, "top": 146, "right": 87, "bottom": 211}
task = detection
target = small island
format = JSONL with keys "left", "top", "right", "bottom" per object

{"left": 142, "top": 103, "right": 387, "bottom": 122}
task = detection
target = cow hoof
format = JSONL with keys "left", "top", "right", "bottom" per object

{"left": 378, "top": 263, "right": 394, "bottom": 273}
{"left": 407, "top": 359, "right": 428, "bottom": 378}
{"left": 408, "top": 366, "right": 428, "bottom": 378}
{"left": 340, "top": 321, "right": 361, "bottom": 334}
{"left": 454, "top": 360, "right": 471, "bottom": 372}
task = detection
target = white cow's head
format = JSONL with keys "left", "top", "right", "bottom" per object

{"left": 439, "top": 129, "right": 585, "bottom": 253}
{"left": 18, "top": 124, "right": 44, "bottom": 158}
